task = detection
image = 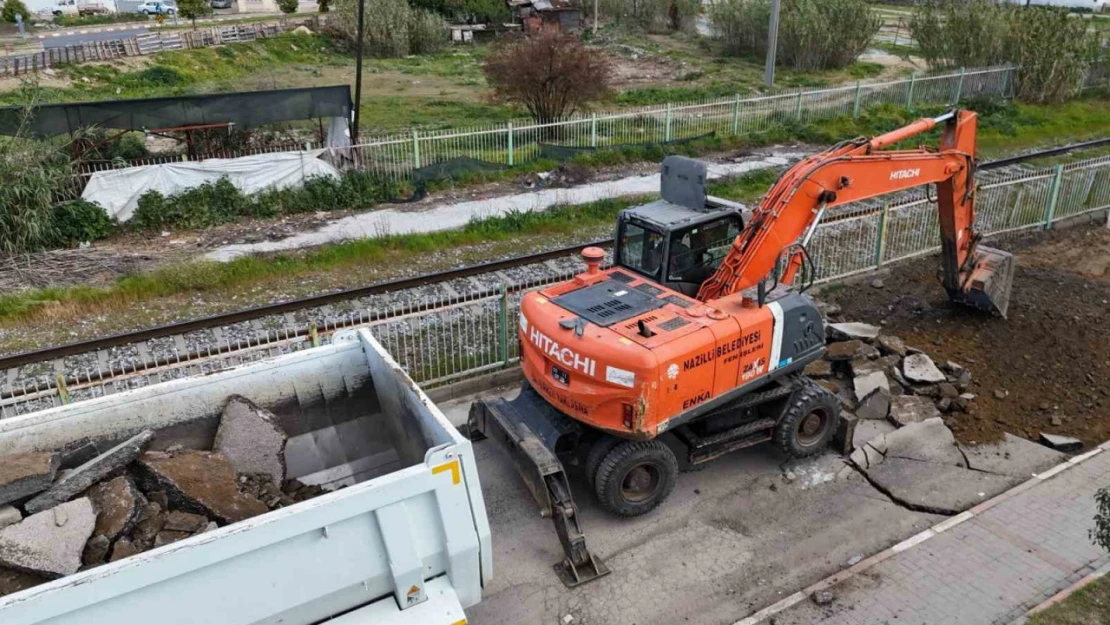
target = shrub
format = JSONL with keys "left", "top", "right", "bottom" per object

{"left": 333, "top": 0, "right": 447, "bottom": 58}
{"left": 277, "top": 0, "right": 298, "bottom": 14}
{"left": 1094, "top": 486, "right": 1110, "bottom": 552}
{"left": 177, "top": 0, "right": 213, "bottom": 27}
{"left": 50, "top": 200, "right": 116, "bottom": 247}
{"left": 1, "top": 0, "right": 30, "bottom": 23}
{"left": 600, "top": 0, "right": 699, "bottom": 33}
{"left": 710, "top": 0, "right": 880, "bottom": 70}
{"left": 129, "top": 172, "right": 399, "bottom": 231}
{"left": 411, "top": 0, "right": 507, "bottom": 24}
{"left": 909, "top": 1, "right": 1100, "bottom": 104}
{"left": 483, "top": 25, "right": 613, "bottom": 123}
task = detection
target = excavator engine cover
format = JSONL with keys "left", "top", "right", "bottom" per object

{"left": 950, "top": 244, "right": 1015, "bottom": 318}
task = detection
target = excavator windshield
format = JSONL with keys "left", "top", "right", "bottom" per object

{"left": 617, "top": 221, "right": 666, "bottom": 280}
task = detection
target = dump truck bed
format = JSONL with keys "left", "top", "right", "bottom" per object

{"left": 0, "top": 329, "right": 491, "bottom": 625}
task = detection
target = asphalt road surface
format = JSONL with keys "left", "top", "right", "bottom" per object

{"left": 42, "top": 25, "right": 150, "bottom": 48}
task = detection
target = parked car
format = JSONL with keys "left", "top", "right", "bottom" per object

{"left": 136, "top": 1, "right": 176, "bottom": 14}
{"left": 210, "top": 0, "right": 232, "bottom": 8}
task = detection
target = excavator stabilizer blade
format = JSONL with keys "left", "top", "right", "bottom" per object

{"left": 950, "top": 245, "right": 1014, "bottom": 318}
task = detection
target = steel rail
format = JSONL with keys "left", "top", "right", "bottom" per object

{"left": 2, "top": 136, "right": 1106, "bottom": 374}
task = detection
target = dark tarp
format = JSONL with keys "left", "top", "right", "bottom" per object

{"left": 538, "top": 131, "right": 716, "bottom": 161}
{"left": 0, "top": 85, "right": 352, "bottom": 139}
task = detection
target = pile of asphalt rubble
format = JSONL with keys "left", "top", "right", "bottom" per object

{"left": 0, "top": 396, "right": 328, "bottom": 596}
{"left": 812, "top": 302, "right": 1081, "bottom": 515}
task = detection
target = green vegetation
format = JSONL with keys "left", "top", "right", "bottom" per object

{"left": 332, "top": 0, "right": 447, "bottom": 58}
{"left": 411, "top": 0, "right": 507, "bottom": 25}
{"left": 52, "top": 13, "right": 148, "bottom": 26}
{"left": 130, "top": 171, "right": 400, "bottom": 231}
{"left": 710, "top": 0, "right": 881, "bottom": 70}
{"left": 1025, "top": 576, "right": 1110, "bottom": 625}
{"left": 600, "top": 0, "right": 701, "bottom": 33}
{"left": 1, "top": 0, "right": 31, "bottom": 23}
{"left": 177, "top": 0, "right": 213, "bottom": 26}
{"left": 910, "top": 1, "right": 1103, "bottom": 103}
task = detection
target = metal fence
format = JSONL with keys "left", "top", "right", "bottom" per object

{"left": 345, "top": 66, "right": 1015, "bottom": 181}
{"left": 6, "top": 153, "right": 1110, "bottom": 417}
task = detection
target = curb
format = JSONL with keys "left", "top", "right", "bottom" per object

{"left": 1011, "top": 560, "right": 1110, "bottom": 624}
{"left": 730, "top": 440, "right": 1110, "bottom": 625}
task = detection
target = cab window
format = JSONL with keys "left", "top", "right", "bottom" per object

{"left": 619, "top": 222, "right": 666, "bottom": 279}
{"left": 667, "top": 217, "right": 741, "bottom": 284}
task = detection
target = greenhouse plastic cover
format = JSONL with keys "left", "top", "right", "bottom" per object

{"left": 83, "top": 149, "right": 341, "bottom": 222}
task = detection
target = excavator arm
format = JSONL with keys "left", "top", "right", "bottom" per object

{"left": 697, "top": 110, "right": 1014, "bottom": 317}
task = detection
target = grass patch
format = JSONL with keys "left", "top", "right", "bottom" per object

{"left": 1026, "top": 575, "right": 1110, "bottom": 625}
{"left": 52, "top": 14, "right": 148, "bottom": 26}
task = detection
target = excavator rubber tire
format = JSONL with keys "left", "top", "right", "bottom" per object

{"left": 773, "top": 381, "right": 841, "bottom": 459}
{"left": 594, "top": 440, "right": 679, "bottom": 517}
{"left": 585, "top": 435, "right": 623, "bottom": 490}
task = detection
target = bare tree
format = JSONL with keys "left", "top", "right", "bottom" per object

{"left": 482, "top": 26, "right": 613, "bottom": 125}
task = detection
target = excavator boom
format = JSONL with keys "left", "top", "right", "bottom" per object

{"left": 697, "top": 110, "right": 1014, "bottom": 317}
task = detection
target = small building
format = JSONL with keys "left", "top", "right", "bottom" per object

{"left": 508, "top": 0, "right": 582, "bottom": 33}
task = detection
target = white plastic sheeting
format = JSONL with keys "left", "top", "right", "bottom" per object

{"left": 82, "top": 149, "right": 341, "bottom": 222}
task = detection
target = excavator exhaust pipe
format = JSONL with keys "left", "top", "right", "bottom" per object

{"left": 948, "top": 244, "right": 1015, "bottom": 318}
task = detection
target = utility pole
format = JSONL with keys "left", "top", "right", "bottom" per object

{"left": 764, "top": 0, "right": 780, "bottom": 88}
{"left": 352, "top": 0, "right": 366, "bottom": 143}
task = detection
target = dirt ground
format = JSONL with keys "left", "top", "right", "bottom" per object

{"left": 829, "top": 222, "right": 1110, "bottom": 447}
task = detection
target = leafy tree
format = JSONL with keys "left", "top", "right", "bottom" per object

{"left": 1093, "top": 486, "right": 1110, "bottom": 552}
{"left": 176, "top": 0, "right": 212, "bottom": 28}
{"left": 1, "top": 0, "right": 32, "bottom": 23}
{"left": 277, "top": 0, "right": 298, "bottom": 14}
{"left": 318, "top": 0, "right": 329, "bottom": 12}
{"left": 483, "top": 25, "right": 613, "bottom": 124}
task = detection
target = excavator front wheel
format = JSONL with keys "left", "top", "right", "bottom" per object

{"left": 594, "top": 440, "right": 678, "bottom": 517}
{"left": 774, "top": 382, "right": 841, "bottom": 458}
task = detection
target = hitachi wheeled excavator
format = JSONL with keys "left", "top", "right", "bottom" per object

{"left": 468, "top": 110, "right": 1014, "bottom": 587}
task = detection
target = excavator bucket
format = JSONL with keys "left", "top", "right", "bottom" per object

{"left": 949, "top": 244, "right": 1015, "bottom": 318}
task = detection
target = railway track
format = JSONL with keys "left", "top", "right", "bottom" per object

{"left": 2, "top": 138, "right": 1108, "bottom": 414}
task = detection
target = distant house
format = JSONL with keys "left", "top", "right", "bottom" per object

{"left": 508, "top": 0, "right": 583, "bottom": 33}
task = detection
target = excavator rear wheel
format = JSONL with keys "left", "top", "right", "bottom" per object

{"left": 594, "top": 440, "right": 678, "bottom": 517}
{"left": 773, "top": 381, "right": 840, "bottom": 459}
{"left": 585, "top": 435, "right": 623, "bottom": 489}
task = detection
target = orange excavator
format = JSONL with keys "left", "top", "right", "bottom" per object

{"left": 468, "top": 110, "right": 1014, "bottom": 587}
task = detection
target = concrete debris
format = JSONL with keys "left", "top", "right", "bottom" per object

{"left": 937, "top": 383, "right": 959, "bottom": 399}
{"left": 238, "top": 473, "right": 295, "bottom": 510}
{"left": 803, "top": 359, "right": 834, "bottom": 378}
{"left": 856, "top": 388, "right": 891, "bottom": 421}
{"left": 215, "top": 396, "right": 289, "bottom": 486}
{"left": 0, "top": 506, "right": 21, "bottom": 531}
{"left": 853, "top": 371, "right": 890, "bottom": 403}
{"left": 825, "top": 340, "right": 866, "bottom": 361}
{"left": 147, "top": 490, "right": 169, "bottom": 509}
{"left": 1039, "top": 433, "right": 1083, "bottom": 453}
{"left": 25, "top": 430, "right": 155, "bottom": 515}
{"left": 82, "top": 534, "right": 110, "bottom": 567}
{"left": 163, "top": 511, "right": 209, "bottom": 534}
{"left": 994, "top": 389, "right": 1009, "bottom": 400}
{"left": 58, "top": 439, "right": 99, "bottom": 471}
{"left": 816, "top": 302, "right": 842, "bottom": 319}
{"left": 0, "top": 498, "right": 97, "bottom": 578}
{"left": 883, "top": 418, "right": 964, "bottom": 467}
{"left": 832, "top": 412, "right": 858, "bottom": 455}
{"left": 109, "top": 538, "right": 139, "bottom": 563}
{"left": 0, "top": 452, "right": 60, "bottom": 507}
{"left": 876, "top": 335, "right": 907, "bottom": 357}
{"left": 903, "top": 354, "right": 947, "bottom": 384}
{"left": 846, "top": 553, "right": 863, "bottom": 566}
{"left": 135, "top": 451, "right": 268, "bottom": 524}
{"left": 870, "top": 279, "right": 884, "bottom": 289}
{"left": 889, "top": 395, "right": 942, "bottom": 427}
{"left": 1051, "top": 415, "right": 1063, "bottom": 426}
{"left": 812, "top": 590, "right": 835, "bottom": 606}
{"left": 85, "top": 476, "right": 145, "bottom": 541}
{"left": 130, "top": 502, "right": 165, "bottom": 550}
{"left": 828, "top": 322, "right": 880, "bottom": 341}
{"left": 961, "top": 434, "right": 1065, "bottom": 477}
{"left": 865, "top": 458, "right": 1016, "bottom": 515}
{"left": 153, "top": 531, "right": 191, "bottom": 549}
{"left": 852, "top": 419, "right": 896, "bottom": 452}
{"left": 0, "top": 567, "right": 46, "bottom": 597}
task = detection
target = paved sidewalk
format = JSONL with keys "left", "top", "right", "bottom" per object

{"left": 745, "top": 446, "right": 1110, "bottom": 625}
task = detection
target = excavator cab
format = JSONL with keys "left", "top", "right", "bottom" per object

{"left": 614, "top": 157, "right": 750, "bottom": 297}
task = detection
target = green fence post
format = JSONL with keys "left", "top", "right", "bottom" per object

{"left": 875, "top": 201, "right": 889, "bottom": 266}
{"left": 731, "top": 93, "right": 741, "bottom": 135}
{"left": 506, "top": 121, "right": 514, "bottom": 166}
{"left": 664, "top": 103, "right": 673, "bottom": 142}
{"left": 55, "top": 374, "right": 69, "bottom": 406}
{"left": 412, "top": 130, "right": 421, "bottom": 170}
{"left": 309, "top": 322, "right": 319, "bottom": 347}
{"left": 590, "top": 113, "right": 598, "bottom": 148}
{"left": 852, "top": 81, "right": 863, "bottom": 118}
{"left": 904, "top": 72, "right": 916, "bottom": 111}
{"left": 793, "top": 91, "right": 803, "bottom": 121}
{"left": 1001, "top": 67, "right": 1012, "bottom": 99}
{"left": 951, "top": 67, "right": 965, "bottom": 106}
{"left": 499, "top": 284, "right": 510, "bottom": 368}
{"left": 1043, "top": 164, "right": 1064, "bottom": 230}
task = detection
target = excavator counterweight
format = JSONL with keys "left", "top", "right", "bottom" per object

{"left": 469, "top": 109, "right": 1014, "bottom": 587}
